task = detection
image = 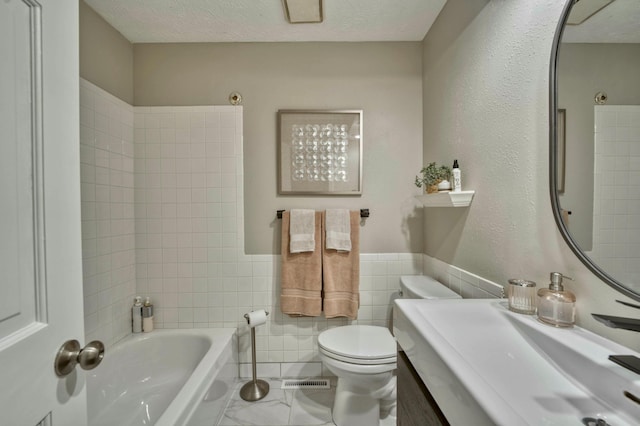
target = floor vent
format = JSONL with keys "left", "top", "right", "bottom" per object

{"left": 281, "top": 379, "right": 330, "bottom": 389}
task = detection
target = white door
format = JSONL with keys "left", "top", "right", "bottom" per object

{"left": 0, "top": 0, "right": 87, "bottom": 424}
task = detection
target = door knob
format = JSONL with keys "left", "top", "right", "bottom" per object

{"left": 54, "top": 339, "right": 105, "bottom": 377}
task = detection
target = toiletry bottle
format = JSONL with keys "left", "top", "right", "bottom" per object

{"left": 142, "top": 297, "right": 154, "bottom": 332}
{"left": 452, "top": 159, "right": 462, "bottom": 192}
{"left": 537, "top": 272, "right": 576, "bottom": 327}
{"left": 132, "top": 296, "right": 143, "bottom": 333}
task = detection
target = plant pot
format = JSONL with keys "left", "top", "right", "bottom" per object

{"left": 438, "top": 180, "right": 451, "bottom": 191}
{"left": 426, "top": 183, "right": 439, "bottom": 194}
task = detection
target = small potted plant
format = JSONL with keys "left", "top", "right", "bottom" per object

{"left": 415, "top": 162, "right": 452, "bottom": 193}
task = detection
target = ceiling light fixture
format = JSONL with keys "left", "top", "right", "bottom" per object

{"left": 282, "top": 0, "right": 323, "bottom": 24}
{"left": 566, "top": 0, "right": 615, "bottom": 25}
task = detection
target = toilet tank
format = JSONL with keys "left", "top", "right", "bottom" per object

{"left": 400, "top": 275, "right": 461, "bottom": 299}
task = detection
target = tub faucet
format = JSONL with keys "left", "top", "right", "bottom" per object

{"left": 591, "top": 299, "right": 640, "bottom": 332}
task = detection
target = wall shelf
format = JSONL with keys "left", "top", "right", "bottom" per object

{"left": 416, "top": 190, "right": 475, "bottom": 207}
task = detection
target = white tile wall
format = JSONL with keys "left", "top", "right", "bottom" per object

{"left": 423, "top": 255, "right": 505, "bottom": 299}
{"left": 133, "top": 105, "right": 245, "bottom": 331}
{"left": 80, "top": 80, "right": 136, "bottom": 347}
{"left": 80, "top": 81, "right": 505, "bottom": 373}
{"left": 592, "top": 105, "right": 640, "bottom": 285}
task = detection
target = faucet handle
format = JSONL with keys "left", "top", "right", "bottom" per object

{"left": 592, "top": 313, "right": 640, "bottom": 332}
{"left": 616, "top": 299, "right": 640, "bottom": 310}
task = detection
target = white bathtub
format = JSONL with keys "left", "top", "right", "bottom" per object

{"left": 87, "top": 328, "right": 237, "bottom": 426}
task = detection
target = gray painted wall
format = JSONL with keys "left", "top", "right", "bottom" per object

{"left": 422, "top": 0, "right": 639, "bottom": 351}
{"left": 133, "top": 42, "right": 425, "bottom": 254}
{"left": 79, "top": 0, "right": 134, "bottom": 104}
{"left": 557, "top": 43, "right": 640, "bottom": 250}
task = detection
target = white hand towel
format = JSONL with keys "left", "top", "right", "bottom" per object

{"left": 325, "top": 209, "right": 351, "bottom": 252}
{"left": 289, "top": 209, "right": 316, "bottom": 253}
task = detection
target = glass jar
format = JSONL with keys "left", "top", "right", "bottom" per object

{"left": 507, "top": 279, "right": 537, "bottom": 314}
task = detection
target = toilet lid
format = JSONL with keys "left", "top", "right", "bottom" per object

{"left": 318, "top": 325, "right": 396, "bottom": 361}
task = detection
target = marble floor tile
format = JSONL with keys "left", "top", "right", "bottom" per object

{"left": 188, "top": 379, "right": 237, "bottom": 426}
{"left": 216, "top": 379, "right": 337, "bottom": 426}
{"left": 289, "top": 388, "right": 334, "bottom": 425}
{"left": 218, "top": 380, "right": 293, "bottom": 426}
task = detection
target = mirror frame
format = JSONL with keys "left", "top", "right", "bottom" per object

{"left": 549, "top": 0, "right": 640, "bottom": 302}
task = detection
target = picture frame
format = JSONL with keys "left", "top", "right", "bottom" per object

{"left": 557, "top": 109, "right": 566, "bottom": 194}
{"left": 277, "top": 109, "right": 363, "bottom": 195}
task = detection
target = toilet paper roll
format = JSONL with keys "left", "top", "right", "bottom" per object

{"left": 246, "top": 309, "right": 267, "bottom": 328}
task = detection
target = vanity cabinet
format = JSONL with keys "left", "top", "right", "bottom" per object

{"left": 397, "top": 348, "right": 449, "bottom": 426}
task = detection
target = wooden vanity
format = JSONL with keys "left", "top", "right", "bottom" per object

{"left": 397, "top": 347, "right": 449, "bottom": 426}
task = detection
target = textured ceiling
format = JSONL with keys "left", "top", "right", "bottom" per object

{"left": 562, "top": 0, "right": 640, "bottom": 43}
{"left": 83, "top": 0, "right": 448, "bottom": 43}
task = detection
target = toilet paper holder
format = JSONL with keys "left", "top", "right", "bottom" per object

{"left": 240, "top": 309, "right": 270, "bottom": 402}
{"left": 243, "top": 310, "right": 270, "bottom": 323}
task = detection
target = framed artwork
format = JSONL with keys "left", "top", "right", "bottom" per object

{"left": 557, "top": 109, "right": 566, "bottom": 193}
{"left": 277, "top": 110, "right": 363, "bottom": 195}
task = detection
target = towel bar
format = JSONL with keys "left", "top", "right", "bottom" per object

{"left": 277, "top": 209, "right": 369, "bottom": 219}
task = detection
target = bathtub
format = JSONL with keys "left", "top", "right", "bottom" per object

{"left": 87, "top": 328, "right": 237, "bottom": 426}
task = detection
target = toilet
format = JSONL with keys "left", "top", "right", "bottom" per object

{"left": 318, "top": 275, "right": 461, "bottom": 426}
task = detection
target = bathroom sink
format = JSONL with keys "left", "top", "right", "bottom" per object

{"left": 393, "top": 298, "right": 640, "bottom": 426}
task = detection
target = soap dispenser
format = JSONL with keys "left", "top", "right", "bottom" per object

{"left": 132, "top": 296, "right": 143, "bottom": 333}
{"left": 537, "top": 272, "right": 576, "bottom": 328}
{"left": 142, "top": 297, "right": 154, "bottom": 332}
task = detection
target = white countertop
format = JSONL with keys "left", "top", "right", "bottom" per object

{"left": 393, "top": 298, "right": 640, "bottom": 426}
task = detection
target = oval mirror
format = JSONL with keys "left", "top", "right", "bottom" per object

{"left": 551, "top": 0, "right": 640, "bottom": 301}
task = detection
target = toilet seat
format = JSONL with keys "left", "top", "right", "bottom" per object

{"left": 318, "top": 325, "right": 396, "bottom": 365}
{"left": 319, "top": 349, "right": 397, "bottom": 375}
{"left": 319, "top": 346, "right": 396, "bottom": 366}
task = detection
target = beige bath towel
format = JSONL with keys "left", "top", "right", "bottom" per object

{"left": 322, "top": 210, "right": 360, "bottom": 319}
{"left": 281, "top": 211, "right": 323, "bottom": 317}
